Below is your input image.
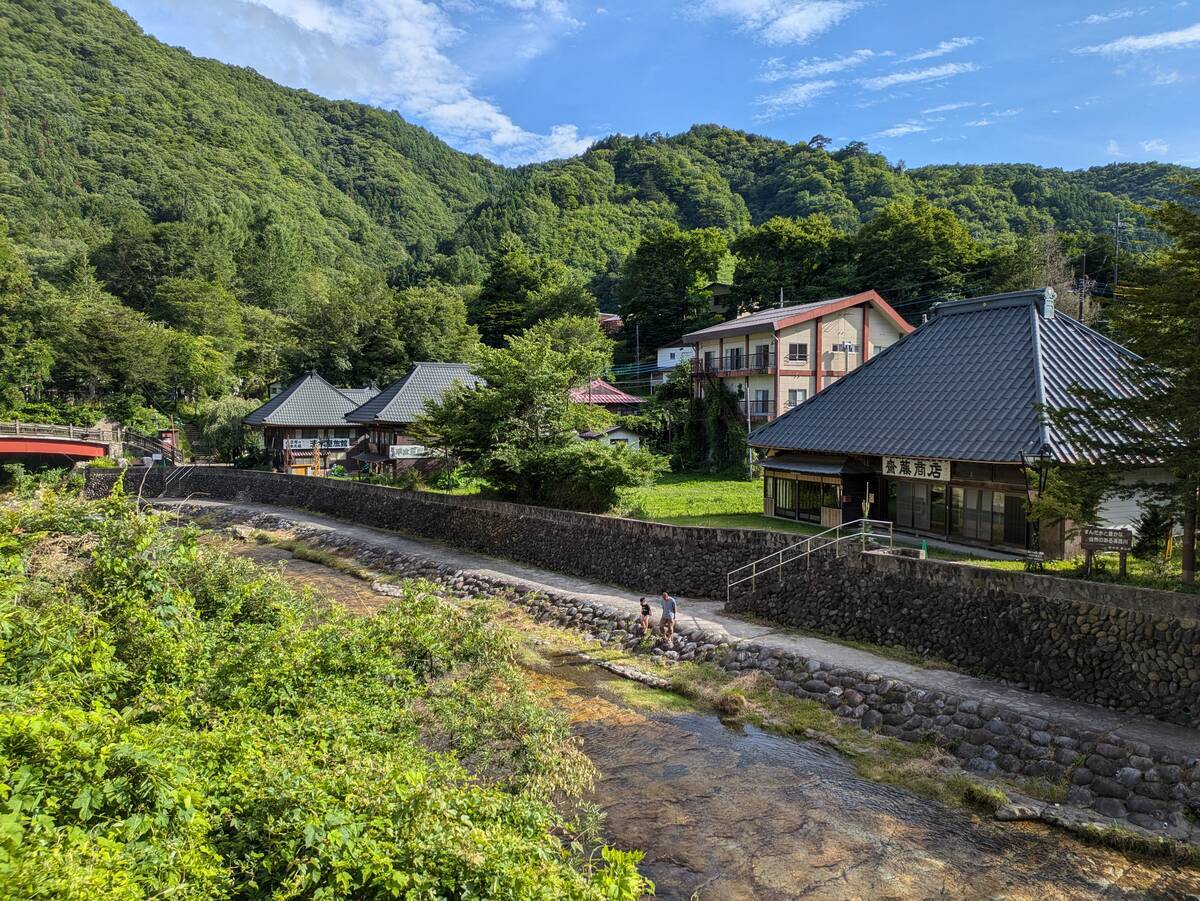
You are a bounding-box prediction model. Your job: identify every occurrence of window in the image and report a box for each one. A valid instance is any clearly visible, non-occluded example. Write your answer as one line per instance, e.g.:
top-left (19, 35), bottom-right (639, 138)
top-left (754, 343), bottom-right (771, 368)
top-left (703, 350), bottom-right (715, 371)
top-left (301, 429), bottom-right (318, 439)
top-left (831, 342), bottom-right (860, 354)
top-left (669, 352), bottom-right (676, 360)
top-left (786, 388), bottom-right (807, 408)
top-left (334, 428), bottom-right (350, 439)
top-left (787, 342), bottom-right (808, 363)
top-left (727, 347), bottom-right (743, 369)
top-left (753, 389), bottom-right (770, 414)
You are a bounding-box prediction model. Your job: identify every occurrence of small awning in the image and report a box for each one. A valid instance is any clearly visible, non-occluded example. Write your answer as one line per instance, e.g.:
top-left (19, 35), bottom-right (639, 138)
top-left (350, 451), bottom-right (390, 464)
top-left (761, 454), bottom-right (872, 477)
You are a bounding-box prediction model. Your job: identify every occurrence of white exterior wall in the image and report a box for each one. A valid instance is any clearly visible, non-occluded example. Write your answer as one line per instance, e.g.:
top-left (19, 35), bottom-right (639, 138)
top-left (867, 306), bottom-right (903, 356)
top-left (820, 309), bottom-right (864, 374)
top-left (585, 427), bottom-right (642, 450)
top-left (1096, 468), bottom-right (1177, 534)
top-left (657, 345), bottom-right (695, 368)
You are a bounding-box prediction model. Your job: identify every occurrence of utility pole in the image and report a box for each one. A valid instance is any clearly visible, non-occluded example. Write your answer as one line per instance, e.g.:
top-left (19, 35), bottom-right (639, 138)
top-left (1077, 250), bottom-right (1087, 320)
top-left (1113, 214), bottom-right (1122, 297)
top-left (635, 322), bottom-right (640, 366)
top-left (778, 286), bottom-right (784, 308)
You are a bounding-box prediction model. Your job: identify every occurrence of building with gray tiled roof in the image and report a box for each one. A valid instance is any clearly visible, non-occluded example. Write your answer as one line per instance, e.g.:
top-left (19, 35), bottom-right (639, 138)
top-left (243, 370), bottom-right (379, 474)
top-left (346, 362), bottom-right (483, 474)
top-left (747, 289), bottom-right (1156, 557)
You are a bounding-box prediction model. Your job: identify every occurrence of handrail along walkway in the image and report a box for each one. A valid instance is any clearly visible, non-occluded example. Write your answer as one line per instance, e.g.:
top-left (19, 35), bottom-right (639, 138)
top-left (726, 519), bottom-right (894, 604)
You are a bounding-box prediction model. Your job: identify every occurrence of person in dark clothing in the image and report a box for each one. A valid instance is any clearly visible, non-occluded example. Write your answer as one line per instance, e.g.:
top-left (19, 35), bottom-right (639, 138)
top-left (638, 597), bottom-right (652, 637)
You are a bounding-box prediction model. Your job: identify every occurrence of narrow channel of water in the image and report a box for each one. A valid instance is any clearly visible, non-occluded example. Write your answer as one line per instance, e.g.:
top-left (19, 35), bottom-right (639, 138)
top-left (232, 540), bottom-right (1200, 900)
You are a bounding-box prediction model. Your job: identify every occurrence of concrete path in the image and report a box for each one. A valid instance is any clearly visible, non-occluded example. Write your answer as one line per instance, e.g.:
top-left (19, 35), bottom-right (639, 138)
top-left (157, 497), bottom-right (1200, 756)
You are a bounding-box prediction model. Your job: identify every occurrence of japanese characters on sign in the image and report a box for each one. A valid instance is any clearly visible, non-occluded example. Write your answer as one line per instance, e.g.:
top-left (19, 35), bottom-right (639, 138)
top-left (283, 437), bottom-right (351, 451)
top-left (882, 456), bottom-right (951, 482)
top-left (388, 444), bottom-right (429, 459)
top-left (1080, 527), bottom-right (1133, 552)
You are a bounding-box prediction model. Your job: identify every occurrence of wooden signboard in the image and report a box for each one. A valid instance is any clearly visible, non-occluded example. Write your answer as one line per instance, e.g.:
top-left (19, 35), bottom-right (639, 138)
top-left (1081, 527), bottom-right (1133, 578)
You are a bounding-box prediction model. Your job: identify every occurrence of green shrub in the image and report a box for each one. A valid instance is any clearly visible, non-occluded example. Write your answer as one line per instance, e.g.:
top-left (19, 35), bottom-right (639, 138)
top-left (0, 491), bottom-right (651, 897)
top-left (488, 442), bottom-right (668, 512)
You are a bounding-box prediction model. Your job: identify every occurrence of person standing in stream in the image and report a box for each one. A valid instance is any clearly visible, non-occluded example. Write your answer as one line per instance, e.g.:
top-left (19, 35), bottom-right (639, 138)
top-left (659, 590), bottom-right (678, 645)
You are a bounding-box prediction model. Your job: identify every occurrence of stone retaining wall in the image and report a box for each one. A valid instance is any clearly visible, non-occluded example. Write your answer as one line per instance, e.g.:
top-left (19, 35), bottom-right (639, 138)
top-left (177, 502), bottom-right (1200, 847)
top-left (86, 466), bottom-right (792, 598)
top-left (727, 549), bottom-right (1200, 730)
top-left (86, 467), bottom-right (1200, 729)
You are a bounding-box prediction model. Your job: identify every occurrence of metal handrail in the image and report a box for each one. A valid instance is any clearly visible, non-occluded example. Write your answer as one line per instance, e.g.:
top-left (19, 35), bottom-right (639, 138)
top-left (0, 420), bottom-right (116, 442)
top-left (726, 518), bottom-right (894, 603)
top-left (0, 420), bottom-right (183, 465)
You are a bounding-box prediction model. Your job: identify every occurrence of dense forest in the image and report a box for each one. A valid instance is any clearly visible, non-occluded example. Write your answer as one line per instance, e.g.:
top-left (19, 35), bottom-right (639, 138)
top-left (0, 0), bottom-right (1195, 420)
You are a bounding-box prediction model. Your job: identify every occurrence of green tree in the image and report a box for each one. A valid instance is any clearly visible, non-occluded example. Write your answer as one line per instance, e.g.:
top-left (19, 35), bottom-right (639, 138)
top-left (471, 234), bottom-right (597, 346)
top-left (391, 282), bottom-right (481, 365)
top-left (616, 224), bottom-right (728, 357)
top-left (0, 226), bottom-right (54, 408)
top-left (853, 198), bottom-right (983, 311)
top-left (152, 277), bottom-right (244, 355)
top-left (730, 214), bottom-right (854, 313)
top-left (1046, 181), bottom-right (1200, 583)
top-left (415, 319), bottom-right (663, 510)
top-left (195, 394), bottom-right (262, 462)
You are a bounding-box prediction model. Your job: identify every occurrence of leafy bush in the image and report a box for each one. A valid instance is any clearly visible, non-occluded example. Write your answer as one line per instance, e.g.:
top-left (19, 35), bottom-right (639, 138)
top-left (489, 442), bottom-right (668, 512)
top-left (0, 490), bottom-right (651, 897)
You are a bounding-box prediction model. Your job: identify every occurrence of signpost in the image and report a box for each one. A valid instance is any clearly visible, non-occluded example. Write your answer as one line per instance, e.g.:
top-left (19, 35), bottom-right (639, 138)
top-left (1081, 527), bottom-right (1133, 579)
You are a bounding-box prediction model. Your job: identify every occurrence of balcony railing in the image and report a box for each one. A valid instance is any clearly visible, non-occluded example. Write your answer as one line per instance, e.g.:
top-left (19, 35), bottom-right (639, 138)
top-left (695, 351), bottom-right (776, 376)
top-left (736, 399), bottom-right (774, 419)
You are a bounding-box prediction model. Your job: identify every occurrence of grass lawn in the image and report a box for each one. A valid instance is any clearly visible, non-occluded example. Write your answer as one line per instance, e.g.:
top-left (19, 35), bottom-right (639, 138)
top-left (969, 551), bottom-right (1198, 594)
top-left (617, 471), bottom-right (825, 536)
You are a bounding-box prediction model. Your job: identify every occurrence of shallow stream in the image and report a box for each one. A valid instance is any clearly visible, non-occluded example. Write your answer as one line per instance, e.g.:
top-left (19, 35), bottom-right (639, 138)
top-left (234, 540), bottom-right (1200, 899)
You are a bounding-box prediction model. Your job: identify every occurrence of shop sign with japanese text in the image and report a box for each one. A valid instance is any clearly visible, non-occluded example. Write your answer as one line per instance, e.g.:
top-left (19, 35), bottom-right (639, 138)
top-left (883, 456), bottom-right (950, 481)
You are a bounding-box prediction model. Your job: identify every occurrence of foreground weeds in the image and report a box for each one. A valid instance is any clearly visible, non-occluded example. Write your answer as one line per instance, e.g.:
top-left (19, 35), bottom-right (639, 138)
top-left (0, 485), bottom-right (651, 898)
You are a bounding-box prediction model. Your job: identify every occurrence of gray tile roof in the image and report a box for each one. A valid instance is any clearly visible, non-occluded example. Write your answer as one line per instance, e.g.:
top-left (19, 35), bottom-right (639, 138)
top-left (243, 371), bottom-right (374, 427)
top-left (346, 362), bottom-right (483, 425)
top-left (748, 289), bottom-right (1143, 465)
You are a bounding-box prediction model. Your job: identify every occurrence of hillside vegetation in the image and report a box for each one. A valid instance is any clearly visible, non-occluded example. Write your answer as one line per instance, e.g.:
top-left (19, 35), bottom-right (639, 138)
top-left (0, 0), bottom-right (1194, 416)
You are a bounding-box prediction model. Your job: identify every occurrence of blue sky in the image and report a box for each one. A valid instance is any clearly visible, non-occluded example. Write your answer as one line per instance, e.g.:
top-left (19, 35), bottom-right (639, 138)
top-left (115, 0), bottom-right (1200, 168)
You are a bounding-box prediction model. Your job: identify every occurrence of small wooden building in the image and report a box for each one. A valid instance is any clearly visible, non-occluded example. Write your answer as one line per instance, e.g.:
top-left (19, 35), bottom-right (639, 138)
top-left (243, 370), bottom-right (378, 475)
top-left (345, 362), bottom-right (483, 475)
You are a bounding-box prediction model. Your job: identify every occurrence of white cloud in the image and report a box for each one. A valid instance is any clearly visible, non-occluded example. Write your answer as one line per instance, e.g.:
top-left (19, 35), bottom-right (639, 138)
top-left (1150, 68), bottom-right (1182, 84)
top-left (694, 0), bottom-right (861, 45)
top-left (902, 36), bottom-right (977, 62)
top-left (1106, 139), bottom-right (1125, 156)
top-left (754, 79), bottom-right (837, 118)
top-left (1080, 7), bottom-right (1146, 24)
top-left (1073, 21), bottom-right (1200, 53)
top-left (1140, 138), bottom-right (1169, 154)
top-left (922, 100), bottom-right (975, 114)
top-left (759, 48), bottom-right (879, 81)
top-left (170, 0), bottom-right (598, 164)
top-left (964, 107), bottom-right (1021, 126)
top-left (875, 121), bottom-right (929, 137)
top-left (860, 62), bottom-right (979, 90)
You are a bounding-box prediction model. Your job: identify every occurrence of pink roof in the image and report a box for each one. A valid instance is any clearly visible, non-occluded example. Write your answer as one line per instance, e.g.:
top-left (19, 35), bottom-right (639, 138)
top-left (570, 378), bottom-right (646, 406)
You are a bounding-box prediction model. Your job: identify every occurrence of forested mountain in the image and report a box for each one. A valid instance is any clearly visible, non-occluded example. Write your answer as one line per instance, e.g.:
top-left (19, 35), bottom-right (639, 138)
top-left (0, 0), bottom-right (1195, 416)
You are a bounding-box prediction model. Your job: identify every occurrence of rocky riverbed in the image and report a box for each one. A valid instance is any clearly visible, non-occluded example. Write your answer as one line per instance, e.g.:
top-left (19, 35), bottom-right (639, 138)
top-left (222, 532), bottom-right (1200, 899)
